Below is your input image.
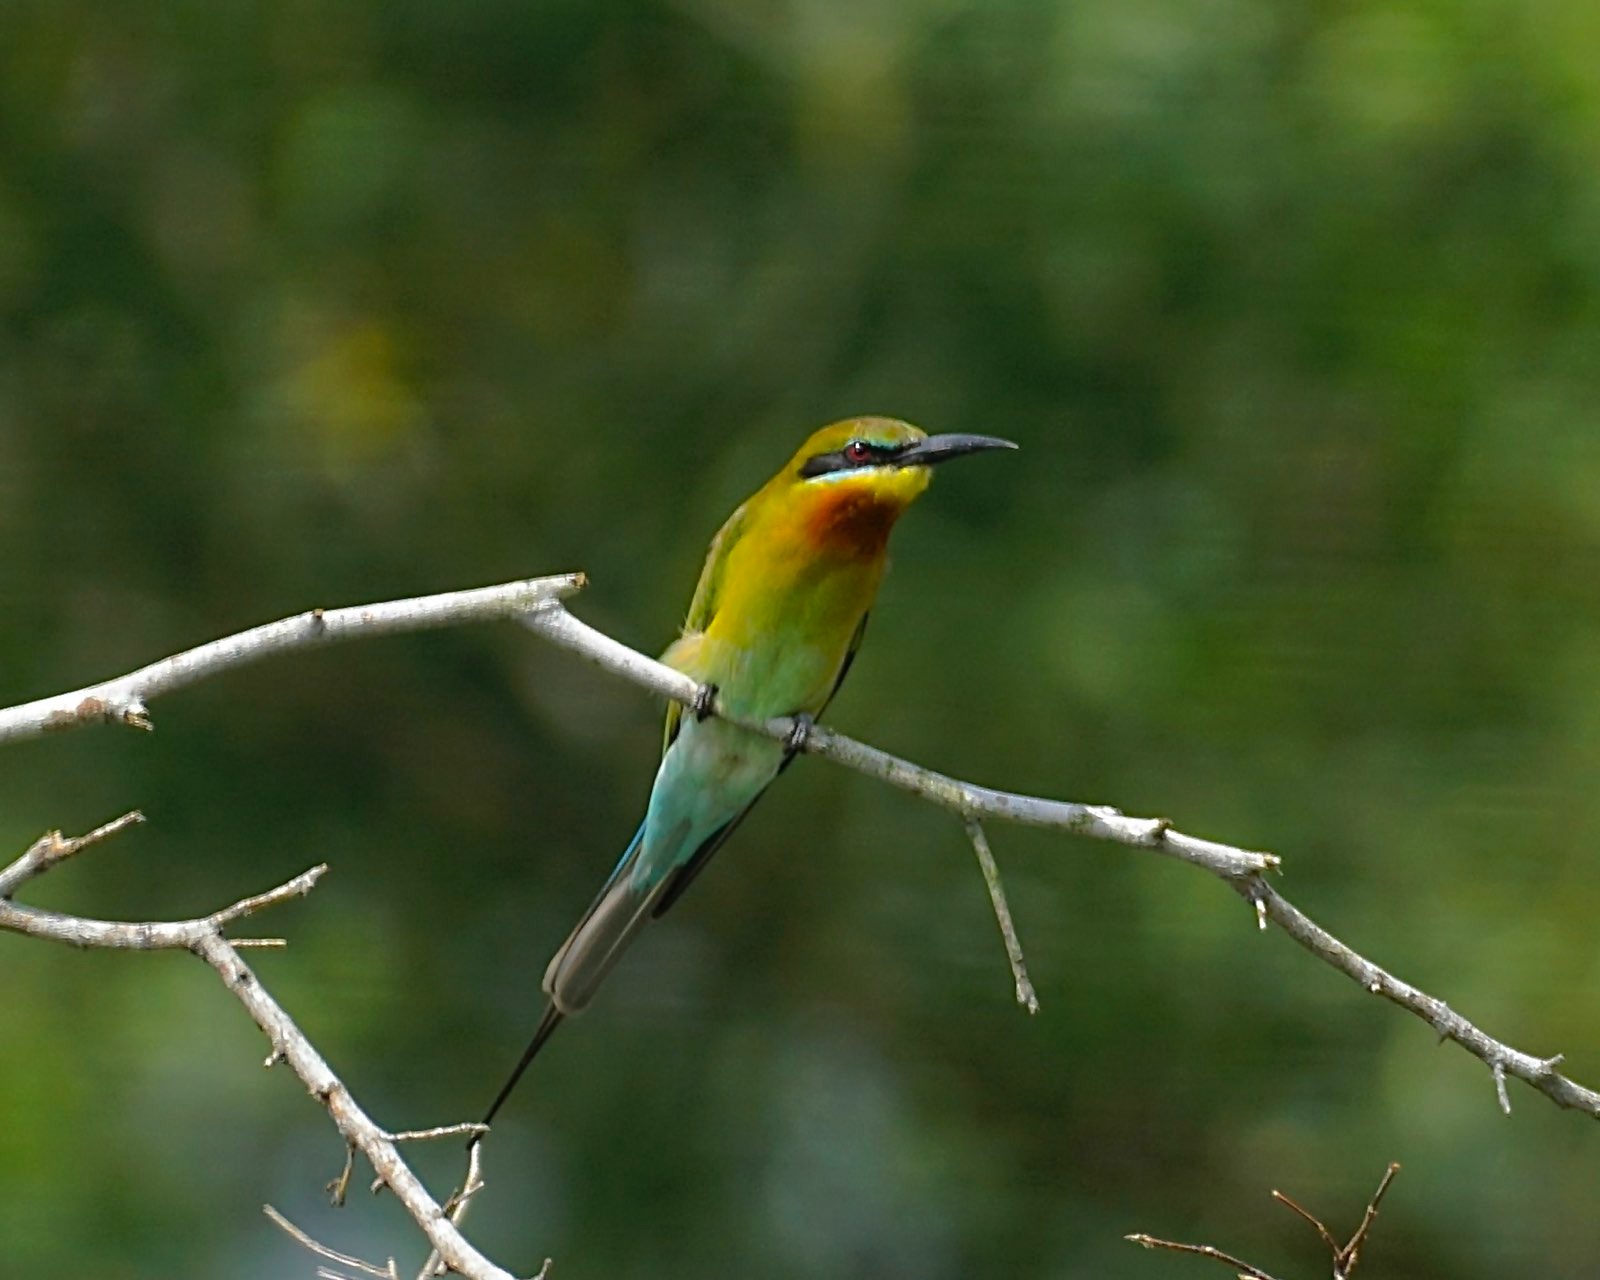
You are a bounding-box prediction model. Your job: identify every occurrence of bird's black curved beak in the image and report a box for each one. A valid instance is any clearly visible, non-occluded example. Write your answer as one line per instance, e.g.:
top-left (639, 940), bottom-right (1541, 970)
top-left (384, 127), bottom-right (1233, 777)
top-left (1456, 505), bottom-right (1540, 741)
top-left (896, 433), bottom-right (1019, 468)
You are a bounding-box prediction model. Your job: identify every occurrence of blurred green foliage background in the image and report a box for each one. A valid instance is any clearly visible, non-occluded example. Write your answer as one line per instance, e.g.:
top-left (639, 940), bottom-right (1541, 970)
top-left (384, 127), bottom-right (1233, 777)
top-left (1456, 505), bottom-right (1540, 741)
top-left (5, 0), bottom-right (1600, 1275)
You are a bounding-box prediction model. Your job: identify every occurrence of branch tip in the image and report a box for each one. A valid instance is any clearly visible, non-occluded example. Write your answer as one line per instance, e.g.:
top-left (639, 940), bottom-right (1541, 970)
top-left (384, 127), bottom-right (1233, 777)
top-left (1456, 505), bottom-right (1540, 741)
top-left (1121, 1232), bottom-right (1281, 1279)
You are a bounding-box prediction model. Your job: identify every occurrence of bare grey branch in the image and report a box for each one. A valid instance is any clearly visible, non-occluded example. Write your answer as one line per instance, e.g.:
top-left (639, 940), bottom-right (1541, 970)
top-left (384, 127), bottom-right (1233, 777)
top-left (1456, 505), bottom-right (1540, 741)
top-left (0, 574), bottom-right (584, 746)
top-left (192, 932), bottom-right (523, 1279)
top-left (6, 571), bottom-right (1598, 1278)
top-left (524, 598), bottom-right (1600, 1120)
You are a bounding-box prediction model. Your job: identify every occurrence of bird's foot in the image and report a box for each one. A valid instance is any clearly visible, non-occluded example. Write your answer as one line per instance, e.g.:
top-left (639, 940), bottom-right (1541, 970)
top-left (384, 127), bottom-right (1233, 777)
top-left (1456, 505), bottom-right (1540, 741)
top-left (692, 682), bottom-right (720, 722)
top-left (784, 712), bottom-right (815, 755)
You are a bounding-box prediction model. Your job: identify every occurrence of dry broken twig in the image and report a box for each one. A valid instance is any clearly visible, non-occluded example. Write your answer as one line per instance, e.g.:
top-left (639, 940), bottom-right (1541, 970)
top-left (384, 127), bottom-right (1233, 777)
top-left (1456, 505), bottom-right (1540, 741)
top-left (1128, 1163), bottom-right (1402, 1280)
top-left (964, 818), bottom-right (1038, 1013)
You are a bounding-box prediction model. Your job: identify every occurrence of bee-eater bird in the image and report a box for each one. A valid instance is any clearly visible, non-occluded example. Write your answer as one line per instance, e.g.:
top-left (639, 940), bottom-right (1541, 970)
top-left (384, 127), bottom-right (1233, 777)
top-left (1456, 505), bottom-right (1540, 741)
top-left (480, 417), bottom-right (1016, 1128)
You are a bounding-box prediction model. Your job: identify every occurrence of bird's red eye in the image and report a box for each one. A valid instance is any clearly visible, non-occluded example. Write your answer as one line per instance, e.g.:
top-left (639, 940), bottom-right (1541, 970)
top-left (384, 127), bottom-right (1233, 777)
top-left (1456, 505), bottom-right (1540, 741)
top-left (844, 440), bottom-right (872, 464)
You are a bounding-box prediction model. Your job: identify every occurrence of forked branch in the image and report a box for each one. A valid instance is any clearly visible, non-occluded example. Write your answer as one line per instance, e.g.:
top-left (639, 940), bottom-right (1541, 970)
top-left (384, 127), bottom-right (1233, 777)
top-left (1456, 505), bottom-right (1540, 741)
top-left (1128, 1163), bottom-right (1402, 1279)
top-left (3, 574), bottom-right (1594, 1275)
top-left (0, 819), bottom-right (527, 1280)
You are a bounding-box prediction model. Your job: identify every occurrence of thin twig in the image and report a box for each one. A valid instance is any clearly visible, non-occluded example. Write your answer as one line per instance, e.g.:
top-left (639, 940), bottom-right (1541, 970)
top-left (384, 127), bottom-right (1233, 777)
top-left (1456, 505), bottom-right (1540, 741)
top-left (387, 1123), bottom-right (490, 1144)
top-left (1131, 1164), bottom-right (1402, 1280)
top-left (0, 853), bottom-right (326, 950)
top-left (0, 809), bottom-right (145, 897)
top-left (327, 1142), bottom-right (357, 1207)
top-left (1271, 1188), bottom-right (1341, 1256)
top-left (963, 819), bottom-right (1038, 1013)
top-left (1124, 1233), bottom-right (1284, 1280)
top-left (1330, 1163), bottom-right (1401, 1279)
top-left (264, 1204), bottom-right (400, 1280)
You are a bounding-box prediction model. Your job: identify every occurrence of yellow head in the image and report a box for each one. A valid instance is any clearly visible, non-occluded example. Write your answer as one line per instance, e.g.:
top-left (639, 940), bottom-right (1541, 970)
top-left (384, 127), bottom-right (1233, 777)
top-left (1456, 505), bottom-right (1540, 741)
top-left (765, 416), bottom-right (1017, 556)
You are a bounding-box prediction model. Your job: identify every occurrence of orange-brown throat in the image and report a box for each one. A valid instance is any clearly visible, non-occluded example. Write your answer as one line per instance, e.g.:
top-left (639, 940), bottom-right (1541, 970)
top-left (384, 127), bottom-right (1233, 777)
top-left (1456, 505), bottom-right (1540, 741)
top-left (801, 484), bottom-right (905, 557)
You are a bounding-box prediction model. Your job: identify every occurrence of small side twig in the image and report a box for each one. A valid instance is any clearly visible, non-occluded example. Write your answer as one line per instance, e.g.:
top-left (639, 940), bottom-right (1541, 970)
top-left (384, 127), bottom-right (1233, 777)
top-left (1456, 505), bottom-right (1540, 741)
top-left (963, 818), bottom-right (1038, 1013)
top-left (0, 809), bottom-right (145, 897)
top-left (1128, 1163), bottom-right (1401, 1280)
top-left (387, 1123), bottom-right (490, 1144)
top-left (1125, 1233), bottom-right (1283, 1280)
top-left (327, 1142), bottom-right (357, 1207)
top-left (1295, 1162), bottom-right (1400, 1280)
top-left (265, 1204), bottom-right (400, 1280)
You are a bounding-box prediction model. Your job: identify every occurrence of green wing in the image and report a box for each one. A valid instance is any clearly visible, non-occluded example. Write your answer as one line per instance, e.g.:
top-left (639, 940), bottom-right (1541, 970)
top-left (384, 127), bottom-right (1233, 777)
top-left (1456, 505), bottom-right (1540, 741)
top-left (650, 609), bottom-right (870, 919)
top-left (818, 609), bottom-right (869, 719)
top-left (663, 500), bottom-right (750, 752)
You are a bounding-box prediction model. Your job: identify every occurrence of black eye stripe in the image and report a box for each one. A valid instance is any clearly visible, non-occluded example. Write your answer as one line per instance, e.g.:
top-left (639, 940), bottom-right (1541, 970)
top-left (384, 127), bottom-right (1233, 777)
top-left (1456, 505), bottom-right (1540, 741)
top-left (798, 440), bottom-right (903, 477)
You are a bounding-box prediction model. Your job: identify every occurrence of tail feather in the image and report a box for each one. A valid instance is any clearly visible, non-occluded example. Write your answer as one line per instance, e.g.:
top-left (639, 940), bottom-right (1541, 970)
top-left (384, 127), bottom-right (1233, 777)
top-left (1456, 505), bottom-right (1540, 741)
top-left (543, 865), bottom-right (670, 1014)
top-left (479, 823), bottom-right (650, 1128)
top-left (480, 1002), bottom-right (563, 1131)
top-left (479, 817), bottom-right (686, 1126)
